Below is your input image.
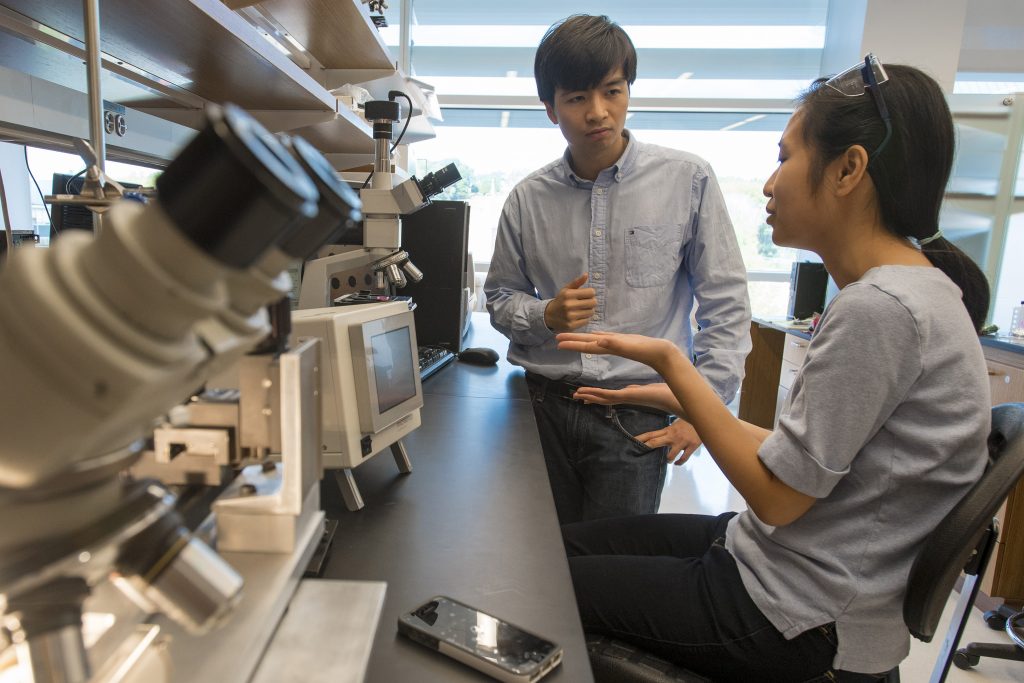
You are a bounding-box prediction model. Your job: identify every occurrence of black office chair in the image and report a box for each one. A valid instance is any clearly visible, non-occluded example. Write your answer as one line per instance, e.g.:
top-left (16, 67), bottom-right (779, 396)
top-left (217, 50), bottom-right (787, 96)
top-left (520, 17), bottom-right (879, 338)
top-left (588, 402), bottom-right (1024, 683)
top-left (953, 607), bottom-right (1024, 671)
top-left (585, 634), bottom-right (710, 682)
top-left (903, 401), bottom-right (1024, 681)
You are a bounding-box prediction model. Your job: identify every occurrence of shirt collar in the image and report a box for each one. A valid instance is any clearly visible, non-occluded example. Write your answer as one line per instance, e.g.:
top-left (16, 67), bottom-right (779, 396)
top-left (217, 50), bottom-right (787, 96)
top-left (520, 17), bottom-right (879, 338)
top-left (561, 130), bottom-right (637, 187)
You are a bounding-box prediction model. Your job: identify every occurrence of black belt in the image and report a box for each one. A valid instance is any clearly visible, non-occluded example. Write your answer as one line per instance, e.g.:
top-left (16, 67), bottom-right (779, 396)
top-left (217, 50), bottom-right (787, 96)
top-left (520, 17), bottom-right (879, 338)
top-left (525, 372), bottom-right (583, 400)
top-left (524, 372), bottom-right (671, 417)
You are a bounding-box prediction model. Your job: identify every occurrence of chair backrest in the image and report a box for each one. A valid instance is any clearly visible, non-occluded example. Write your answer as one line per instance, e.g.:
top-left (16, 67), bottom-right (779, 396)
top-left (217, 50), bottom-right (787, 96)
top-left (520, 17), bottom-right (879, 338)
top-left (903, 402), bottom-right (1024, 642)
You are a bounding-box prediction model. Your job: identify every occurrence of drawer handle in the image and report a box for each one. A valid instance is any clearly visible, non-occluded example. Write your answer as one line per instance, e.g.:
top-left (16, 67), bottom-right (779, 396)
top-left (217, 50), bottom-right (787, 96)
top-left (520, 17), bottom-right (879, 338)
top-left (987, 371), bottom-right (1010, 384)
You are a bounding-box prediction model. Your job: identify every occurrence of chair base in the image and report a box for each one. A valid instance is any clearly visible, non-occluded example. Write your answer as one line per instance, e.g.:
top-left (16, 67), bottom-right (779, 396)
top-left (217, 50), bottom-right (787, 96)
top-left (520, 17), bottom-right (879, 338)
top-left (585, 634), bottom-right (711, 683)
top-left (585, 634), bottom-right (898, 683)
top-left (954, 608), bottom-right (1024, 670)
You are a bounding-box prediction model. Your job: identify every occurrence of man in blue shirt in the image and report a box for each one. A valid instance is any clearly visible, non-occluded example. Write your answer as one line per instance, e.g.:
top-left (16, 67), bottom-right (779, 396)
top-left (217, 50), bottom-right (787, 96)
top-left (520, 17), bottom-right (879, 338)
top-left (485, 14), bottom-right (751, 524)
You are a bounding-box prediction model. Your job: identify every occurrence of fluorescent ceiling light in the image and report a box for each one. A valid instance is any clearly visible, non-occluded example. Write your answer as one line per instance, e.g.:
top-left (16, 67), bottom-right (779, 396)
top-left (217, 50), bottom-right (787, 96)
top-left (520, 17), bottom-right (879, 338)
top-left (427, 76), bottom-right (807, 100)
top-left (380, 25), bottom-right (824, 49)
top-left (953, 80), bottom-right (1024, 94)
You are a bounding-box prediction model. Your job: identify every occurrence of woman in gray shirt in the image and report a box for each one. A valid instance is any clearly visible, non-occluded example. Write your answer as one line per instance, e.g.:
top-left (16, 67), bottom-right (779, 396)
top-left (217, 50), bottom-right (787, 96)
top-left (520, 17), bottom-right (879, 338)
top-left (555, 58), bottom-right (991, 681)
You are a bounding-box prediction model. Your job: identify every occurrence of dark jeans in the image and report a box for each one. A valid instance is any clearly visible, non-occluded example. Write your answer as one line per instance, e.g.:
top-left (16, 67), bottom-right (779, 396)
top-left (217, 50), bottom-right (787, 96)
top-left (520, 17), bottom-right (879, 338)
top-left (526, 373), bottom-right (670, 524)
top-left (564, 513), bottom-right (891, 683)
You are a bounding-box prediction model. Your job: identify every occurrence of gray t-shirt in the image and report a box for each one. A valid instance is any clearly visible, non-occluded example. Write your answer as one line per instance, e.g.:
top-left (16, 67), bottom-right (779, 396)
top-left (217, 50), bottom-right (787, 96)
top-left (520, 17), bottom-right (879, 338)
top-left (726, 265), bottom-right (989, 674)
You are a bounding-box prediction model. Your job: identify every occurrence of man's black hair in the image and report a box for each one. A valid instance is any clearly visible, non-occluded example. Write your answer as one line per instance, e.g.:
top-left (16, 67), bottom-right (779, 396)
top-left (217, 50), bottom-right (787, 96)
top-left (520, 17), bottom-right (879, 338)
top-left (534, 14), bottom-right (637, 104)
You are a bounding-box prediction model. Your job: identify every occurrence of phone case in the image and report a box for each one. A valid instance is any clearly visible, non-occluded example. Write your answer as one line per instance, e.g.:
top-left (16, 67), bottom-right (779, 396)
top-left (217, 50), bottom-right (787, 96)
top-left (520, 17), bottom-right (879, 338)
top-left (397, 596), bottom-right (563, 683)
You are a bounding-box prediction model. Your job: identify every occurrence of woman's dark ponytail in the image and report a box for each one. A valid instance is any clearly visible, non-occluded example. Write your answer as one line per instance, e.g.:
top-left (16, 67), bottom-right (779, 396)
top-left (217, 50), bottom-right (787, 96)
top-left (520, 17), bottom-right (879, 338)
top-left (798, 65), bottom-right (990, 332)
top-left (919, 238), bottom-right (990, 332)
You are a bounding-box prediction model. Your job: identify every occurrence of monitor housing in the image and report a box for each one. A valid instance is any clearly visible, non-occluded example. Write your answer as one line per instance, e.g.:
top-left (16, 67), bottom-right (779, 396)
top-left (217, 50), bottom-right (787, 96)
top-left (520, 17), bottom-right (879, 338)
top-left (50, 173), bottom-right (142, 241)
top-left (291, 302), bottom-right (423, 470)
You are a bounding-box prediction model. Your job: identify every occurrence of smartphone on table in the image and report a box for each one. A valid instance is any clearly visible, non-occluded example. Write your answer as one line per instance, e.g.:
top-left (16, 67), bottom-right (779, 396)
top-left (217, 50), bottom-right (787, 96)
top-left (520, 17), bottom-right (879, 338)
top-left (397, 595), bottom-right (563, 682)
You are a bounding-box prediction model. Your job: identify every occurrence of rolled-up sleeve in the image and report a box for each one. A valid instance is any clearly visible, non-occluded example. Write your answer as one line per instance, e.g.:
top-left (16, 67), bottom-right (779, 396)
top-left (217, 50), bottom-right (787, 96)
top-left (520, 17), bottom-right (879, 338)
top-left (686, 166), bottom-right (752, 403)
top-left (758, 287), bottom-right (922, 497)
top-left (484, 191), bottom-right (555, 346)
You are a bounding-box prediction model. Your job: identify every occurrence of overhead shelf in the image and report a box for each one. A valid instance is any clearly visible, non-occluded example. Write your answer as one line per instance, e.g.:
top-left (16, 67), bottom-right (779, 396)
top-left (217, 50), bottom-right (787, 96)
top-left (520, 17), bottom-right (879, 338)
top-left (0, 0), bottom-right (432, 166)
top-left (231, 0), bottom-right (394, 75)
top-left (0, 0), bottom-right (336, 113)
top-left (287, 112), bottom-right (376, 155)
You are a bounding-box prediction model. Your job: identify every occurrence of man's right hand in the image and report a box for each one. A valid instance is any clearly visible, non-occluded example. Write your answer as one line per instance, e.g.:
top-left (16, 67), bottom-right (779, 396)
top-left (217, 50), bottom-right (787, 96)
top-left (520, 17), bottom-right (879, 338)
top-left (544, 274), bottom-right (597, 332)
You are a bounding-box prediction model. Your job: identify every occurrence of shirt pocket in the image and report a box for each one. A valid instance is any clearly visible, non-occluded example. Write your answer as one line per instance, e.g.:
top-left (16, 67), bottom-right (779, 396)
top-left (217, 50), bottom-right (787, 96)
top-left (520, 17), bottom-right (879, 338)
top-left (624, 224), bottom-right (682, 288)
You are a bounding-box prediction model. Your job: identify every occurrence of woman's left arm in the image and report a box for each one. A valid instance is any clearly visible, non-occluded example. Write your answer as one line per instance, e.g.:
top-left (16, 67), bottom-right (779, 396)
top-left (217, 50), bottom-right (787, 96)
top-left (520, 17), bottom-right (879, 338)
top-left (658, 351), bottom-right (815, 526)
top-left (558, 332), bottom-right (814, 526)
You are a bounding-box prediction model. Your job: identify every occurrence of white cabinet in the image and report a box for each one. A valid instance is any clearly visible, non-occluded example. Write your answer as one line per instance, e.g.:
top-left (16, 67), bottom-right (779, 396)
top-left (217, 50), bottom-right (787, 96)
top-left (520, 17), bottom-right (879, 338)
top-left (946, 94), bottom-right (1024, 328)
top-left (979, 342), bottom-right (1024, 601)
top-left (774, 335), bottom-right (810, 427)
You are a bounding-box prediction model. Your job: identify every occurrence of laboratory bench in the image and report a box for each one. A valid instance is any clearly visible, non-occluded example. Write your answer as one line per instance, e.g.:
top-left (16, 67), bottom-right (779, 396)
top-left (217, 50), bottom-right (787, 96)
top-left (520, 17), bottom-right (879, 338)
top-left (318, 312), bottom-right (592, 682)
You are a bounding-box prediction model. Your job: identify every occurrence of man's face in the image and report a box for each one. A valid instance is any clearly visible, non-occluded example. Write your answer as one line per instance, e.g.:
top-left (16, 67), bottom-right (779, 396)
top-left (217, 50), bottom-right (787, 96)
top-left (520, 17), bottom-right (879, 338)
top-left (544, 68), bottom-right (629, 162)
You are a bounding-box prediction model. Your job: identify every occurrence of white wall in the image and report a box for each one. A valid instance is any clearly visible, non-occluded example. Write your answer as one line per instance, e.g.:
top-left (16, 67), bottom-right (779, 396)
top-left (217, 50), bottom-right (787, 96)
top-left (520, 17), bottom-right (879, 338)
top-left (0, 142), bottom-right (32, 232)
top-left (992, 213), bottom-right (1024, 330)
top-left (0, 65), bottom-right (194, 164)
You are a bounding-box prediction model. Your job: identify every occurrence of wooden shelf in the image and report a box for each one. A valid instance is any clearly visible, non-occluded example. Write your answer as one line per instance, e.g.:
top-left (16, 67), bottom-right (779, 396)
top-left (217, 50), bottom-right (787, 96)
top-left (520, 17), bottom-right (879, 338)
top-left (287, 111), bottom-right (375, 154)
top-left (398, 114), bottom-right (436, 145)
top-left (241, 0), bottom-right (393, 73)
top-left (0, 0), bottom-right (336, 113)
top-left (0, 0), bottom-right (431, 165)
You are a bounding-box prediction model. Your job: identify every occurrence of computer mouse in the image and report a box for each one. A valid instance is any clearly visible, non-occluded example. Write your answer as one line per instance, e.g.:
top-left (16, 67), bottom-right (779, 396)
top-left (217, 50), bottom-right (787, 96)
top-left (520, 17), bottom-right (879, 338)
top-left (458, 347), bottom-right (499, 366)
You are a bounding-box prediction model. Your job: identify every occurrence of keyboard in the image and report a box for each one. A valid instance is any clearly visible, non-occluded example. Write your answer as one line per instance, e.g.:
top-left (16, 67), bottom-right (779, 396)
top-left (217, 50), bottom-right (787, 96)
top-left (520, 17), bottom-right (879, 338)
top-left (418, 345), bottom-right (456, 380)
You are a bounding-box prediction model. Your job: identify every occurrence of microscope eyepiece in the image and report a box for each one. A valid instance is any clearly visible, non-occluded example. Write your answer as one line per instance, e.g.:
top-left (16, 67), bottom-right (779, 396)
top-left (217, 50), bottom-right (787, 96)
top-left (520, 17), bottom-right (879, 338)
top-left (416, 162), bottom-right (462, 200)
top-left (156, 103), bottom-right (319, 269)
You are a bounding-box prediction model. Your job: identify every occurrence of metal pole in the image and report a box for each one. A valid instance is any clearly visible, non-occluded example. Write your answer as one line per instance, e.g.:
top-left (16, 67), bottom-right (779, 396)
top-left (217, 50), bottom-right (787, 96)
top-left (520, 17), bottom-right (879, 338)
top-left (398, 0), bottom-right (411, 75)
top-left (83, 0), bottom-right (105, 232)
top-left (83, 0), bottom-right (105, 174)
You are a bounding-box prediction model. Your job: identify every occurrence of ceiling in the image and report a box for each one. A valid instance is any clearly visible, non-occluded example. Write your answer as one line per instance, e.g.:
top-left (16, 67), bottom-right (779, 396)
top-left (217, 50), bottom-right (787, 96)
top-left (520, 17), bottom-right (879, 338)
top-left (378, 0), bottom-right (1024, 106)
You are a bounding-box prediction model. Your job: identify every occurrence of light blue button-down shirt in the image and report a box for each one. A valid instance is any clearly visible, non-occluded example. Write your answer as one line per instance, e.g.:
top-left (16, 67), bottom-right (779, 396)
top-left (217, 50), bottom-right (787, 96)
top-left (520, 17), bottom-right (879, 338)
top-left (484, 131), bottom-right (751, 402)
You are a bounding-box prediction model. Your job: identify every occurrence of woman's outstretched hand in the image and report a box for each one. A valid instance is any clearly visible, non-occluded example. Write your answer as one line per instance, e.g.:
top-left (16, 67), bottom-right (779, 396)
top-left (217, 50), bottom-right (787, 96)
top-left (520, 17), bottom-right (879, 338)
top-left (556, 331), bottom-right (682, 373)
top-left (571, 383), bottom-right (684, 416)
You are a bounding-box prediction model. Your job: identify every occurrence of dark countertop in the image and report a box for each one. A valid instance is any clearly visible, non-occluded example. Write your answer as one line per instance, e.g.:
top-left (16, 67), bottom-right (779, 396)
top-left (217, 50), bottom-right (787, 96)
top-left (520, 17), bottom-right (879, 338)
top-left (752, 315), bottom-right (813, 341)
top-left (318, 313), bottom-right (591, 682)
top-left (756, 315), bottom-right (1024, 356)
top-left (981, 334), bottom-right (1024, 355)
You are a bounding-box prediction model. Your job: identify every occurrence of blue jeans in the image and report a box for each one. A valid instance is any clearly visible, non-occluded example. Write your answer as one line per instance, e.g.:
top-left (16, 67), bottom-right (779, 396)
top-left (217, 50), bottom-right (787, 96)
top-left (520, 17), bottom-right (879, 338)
top-left (564, 513), bottom-right (894, 682)
top-left (525, 373), bottom-right (670, 524)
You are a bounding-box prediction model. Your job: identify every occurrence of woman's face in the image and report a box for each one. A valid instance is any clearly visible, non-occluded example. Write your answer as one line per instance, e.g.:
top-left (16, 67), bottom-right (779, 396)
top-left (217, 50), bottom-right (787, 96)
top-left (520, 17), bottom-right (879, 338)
top-left (763, 110), bottom-right (827, 250)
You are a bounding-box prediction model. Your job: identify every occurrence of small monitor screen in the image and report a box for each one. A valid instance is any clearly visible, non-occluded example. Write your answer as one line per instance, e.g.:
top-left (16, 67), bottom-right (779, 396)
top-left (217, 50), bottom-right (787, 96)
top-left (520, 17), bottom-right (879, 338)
top-left (371, 326), bottom-right (417, 413)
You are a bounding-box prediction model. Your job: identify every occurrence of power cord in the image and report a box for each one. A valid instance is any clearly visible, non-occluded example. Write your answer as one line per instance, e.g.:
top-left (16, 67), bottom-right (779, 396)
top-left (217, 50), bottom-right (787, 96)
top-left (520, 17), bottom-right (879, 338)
top-left (65, 167), bottom-right (86, 193)
top-left (0, 166), bottom-right (12, 253)
top-left (24, 147), bottom-right (54, 236)
top-left (388, 90), bottom-right (413, 153)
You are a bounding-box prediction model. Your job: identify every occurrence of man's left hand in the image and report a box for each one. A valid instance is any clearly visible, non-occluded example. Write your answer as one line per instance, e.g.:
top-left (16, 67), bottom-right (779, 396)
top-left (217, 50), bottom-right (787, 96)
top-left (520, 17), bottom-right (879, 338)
top-left (637, 419), bottom-right (702, 466)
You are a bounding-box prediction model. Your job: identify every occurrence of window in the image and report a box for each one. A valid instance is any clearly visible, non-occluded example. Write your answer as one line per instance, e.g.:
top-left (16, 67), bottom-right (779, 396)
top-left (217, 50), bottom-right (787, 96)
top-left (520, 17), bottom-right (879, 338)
top-left (383, 1), bottom-right (827, 317)
top-left (409, 110), bottom-right (797, 316)
top-left (24, 147), bottom-right (159, 245)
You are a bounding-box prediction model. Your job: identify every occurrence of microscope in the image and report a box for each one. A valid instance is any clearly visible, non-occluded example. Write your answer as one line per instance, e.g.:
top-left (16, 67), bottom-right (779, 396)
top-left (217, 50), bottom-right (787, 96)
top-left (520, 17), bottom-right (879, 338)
top-left (0, 103), bottom-right (356, 682)
top-left (291, 94), bottom-right (459, 510)
top-left (296, 93), bottom-right (460, 308)
top-left (135, 132), bottom-right (363, 553)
